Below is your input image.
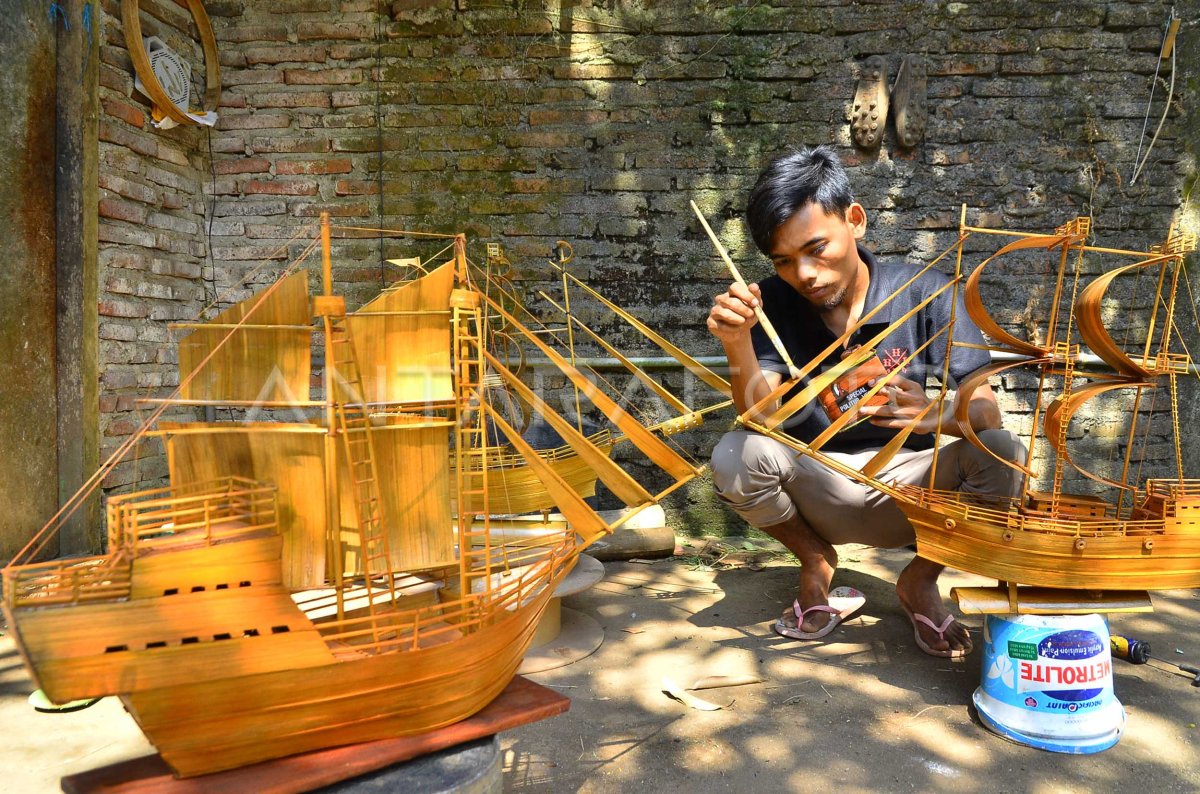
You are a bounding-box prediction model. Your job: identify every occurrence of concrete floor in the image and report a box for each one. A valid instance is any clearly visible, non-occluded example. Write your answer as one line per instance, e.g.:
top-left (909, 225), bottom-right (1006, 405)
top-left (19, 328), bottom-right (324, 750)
top-left (2, 542), bottom-right (1198, 793)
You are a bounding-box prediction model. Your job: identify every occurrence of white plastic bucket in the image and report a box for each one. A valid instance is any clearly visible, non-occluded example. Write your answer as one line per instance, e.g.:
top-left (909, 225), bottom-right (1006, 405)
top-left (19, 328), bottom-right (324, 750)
top-left (973, 612), bottom-right (1124, 754)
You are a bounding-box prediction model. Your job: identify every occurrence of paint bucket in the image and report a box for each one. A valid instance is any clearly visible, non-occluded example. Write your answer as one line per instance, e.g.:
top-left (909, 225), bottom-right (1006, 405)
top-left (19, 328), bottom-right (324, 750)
top-left (973, 612), bottom-right (1124, 754)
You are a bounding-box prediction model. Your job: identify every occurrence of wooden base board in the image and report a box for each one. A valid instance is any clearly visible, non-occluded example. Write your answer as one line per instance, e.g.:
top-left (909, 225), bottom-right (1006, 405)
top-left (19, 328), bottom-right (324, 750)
top-left (952, 586), bottom-right (1154, 615)
top-left (60, 676), bottom-right (569, 794)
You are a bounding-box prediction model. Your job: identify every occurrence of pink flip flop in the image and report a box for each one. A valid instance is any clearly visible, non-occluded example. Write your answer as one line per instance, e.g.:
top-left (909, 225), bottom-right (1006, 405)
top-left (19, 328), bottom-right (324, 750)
top-left (773, 586), bottom-right (866, 640)
top-left (903, 606), bottom-right (973, 659)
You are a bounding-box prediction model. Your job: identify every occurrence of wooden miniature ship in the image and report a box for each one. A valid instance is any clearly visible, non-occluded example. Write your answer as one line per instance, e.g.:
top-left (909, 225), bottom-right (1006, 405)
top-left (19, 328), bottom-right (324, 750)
top-left (726, 209), bottom-right (1200, 591)
top-left (1, 216), bottom-right (728, 777)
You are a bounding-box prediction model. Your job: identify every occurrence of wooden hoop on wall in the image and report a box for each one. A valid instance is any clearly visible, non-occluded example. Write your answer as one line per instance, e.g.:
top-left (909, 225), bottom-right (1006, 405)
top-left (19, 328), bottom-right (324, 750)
top-left (121, 0), bottom-right (221, 125)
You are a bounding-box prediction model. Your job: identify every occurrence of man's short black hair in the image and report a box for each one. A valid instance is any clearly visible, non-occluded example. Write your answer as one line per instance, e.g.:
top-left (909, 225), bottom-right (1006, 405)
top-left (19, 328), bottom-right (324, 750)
top-left (745, 145), bottom-right (854, 255)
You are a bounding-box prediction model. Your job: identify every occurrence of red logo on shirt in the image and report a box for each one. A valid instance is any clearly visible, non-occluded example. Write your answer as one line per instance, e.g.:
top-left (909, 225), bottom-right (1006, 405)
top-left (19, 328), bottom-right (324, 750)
top-left (881, 347), bottom-right (909, 371)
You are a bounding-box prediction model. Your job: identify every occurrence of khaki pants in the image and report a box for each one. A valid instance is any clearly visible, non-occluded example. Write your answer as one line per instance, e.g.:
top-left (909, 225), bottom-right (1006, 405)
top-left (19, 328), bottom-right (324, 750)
top-left (711, 429), bottom-right (1025, 548)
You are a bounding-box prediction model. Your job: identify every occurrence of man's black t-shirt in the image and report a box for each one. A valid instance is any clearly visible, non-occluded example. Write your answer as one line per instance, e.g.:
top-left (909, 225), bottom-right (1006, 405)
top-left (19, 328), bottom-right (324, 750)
top-left (750, 244), bottom-right (990, 452)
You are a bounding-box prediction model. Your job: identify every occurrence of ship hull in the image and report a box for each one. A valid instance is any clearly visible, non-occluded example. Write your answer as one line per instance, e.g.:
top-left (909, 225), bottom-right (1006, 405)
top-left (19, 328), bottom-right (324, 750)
top-left (121, 572), bottom-right (557, 777)
top-left (896, 493), bottom-right (1200, 590)
top-left (4, 524), bottom-right (576, 778)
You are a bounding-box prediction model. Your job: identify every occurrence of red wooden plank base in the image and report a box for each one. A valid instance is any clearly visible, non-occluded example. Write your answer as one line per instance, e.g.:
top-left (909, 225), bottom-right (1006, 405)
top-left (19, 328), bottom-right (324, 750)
top-left (61, 676), bottom-right (569, 794)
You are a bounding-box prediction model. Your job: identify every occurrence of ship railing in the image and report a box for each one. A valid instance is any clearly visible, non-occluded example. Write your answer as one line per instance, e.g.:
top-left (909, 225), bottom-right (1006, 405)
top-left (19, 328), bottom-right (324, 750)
top-left (106, 476), bottom-right (279, 555)
top-left (897, 485), bottom-right (1165, 538)
top-left (4, 551), bottom-right (133, 608)
top-left (314, 534), bottom-right (574, 656)
top-left (1136, 352), bottom-right (1192, 375)
top-left (1145, 479), bottom-right (1200, 499)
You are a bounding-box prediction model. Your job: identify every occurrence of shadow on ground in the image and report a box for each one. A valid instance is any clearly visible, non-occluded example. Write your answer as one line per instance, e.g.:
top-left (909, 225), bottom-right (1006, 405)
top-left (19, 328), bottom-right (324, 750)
top-left (503, 545), bottom-right (1199, 793)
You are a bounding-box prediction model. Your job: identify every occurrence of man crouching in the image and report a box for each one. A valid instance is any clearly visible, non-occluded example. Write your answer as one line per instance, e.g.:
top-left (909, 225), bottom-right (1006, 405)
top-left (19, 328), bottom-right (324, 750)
top-left (707, 145), bottom-right (1023, 657)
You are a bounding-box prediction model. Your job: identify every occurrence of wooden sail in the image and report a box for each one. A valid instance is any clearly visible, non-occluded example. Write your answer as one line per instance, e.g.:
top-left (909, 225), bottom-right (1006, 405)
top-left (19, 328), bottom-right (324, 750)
top-left (338, 417), bottom-right (457, 575)
top-left (1074, 254), bottom-right (1175, 377)
top-left (1042, 379), bottom-right (1151, 491)
top-left (347, 260), bottom-right (456, 405)
top-left (161, 422), bottom-right (329, 589)
top-left (962, 234), bottom-right (1075, 358)
top-left (178, 272), bottom-right (313, 402)
top-left (951, 358), bottom-right (1047, 478)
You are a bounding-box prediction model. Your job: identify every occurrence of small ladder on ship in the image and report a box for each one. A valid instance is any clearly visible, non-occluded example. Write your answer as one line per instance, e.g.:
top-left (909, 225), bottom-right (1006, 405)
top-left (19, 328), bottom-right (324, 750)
top-left (328, 317), bottom-right (397, 621)
top-left (452, 293), bottom-right (495, 607)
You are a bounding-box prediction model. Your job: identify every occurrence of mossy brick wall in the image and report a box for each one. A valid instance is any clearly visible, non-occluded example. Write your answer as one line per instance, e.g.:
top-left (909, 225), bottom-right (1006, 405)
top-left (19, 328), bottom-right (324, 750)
top-left (95, 0), bottom-right (213, 493)
top-left (95, 1), bottom-right (1197, 536)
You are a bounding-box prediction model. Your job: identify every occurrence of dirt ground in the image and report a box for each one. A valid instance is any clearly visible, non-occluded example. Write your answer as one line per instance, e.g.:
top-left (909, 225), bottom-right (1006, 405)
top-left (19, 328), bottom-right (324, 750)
top-left (1, 540), bottom-right (1197, 793)
top-left (500, 541), bottom-right (1200, 793)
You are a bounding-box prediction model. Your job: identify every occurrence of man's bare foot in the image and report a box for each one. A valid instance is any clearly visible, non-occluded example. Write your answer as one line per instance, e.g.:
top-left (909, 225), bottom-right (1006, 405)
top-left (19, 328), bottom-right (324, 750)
top-left (778, 543), bottom-right (839, 635)
top-left (895, 556), bottom-right (972, 656)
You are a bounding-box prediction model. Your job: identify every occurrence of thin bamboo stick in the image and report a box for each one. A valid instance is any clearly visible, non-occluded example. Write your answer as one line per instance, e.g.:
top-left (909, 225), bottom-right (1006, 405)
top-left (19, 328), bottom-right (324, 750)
top-left (689, 200), bottom-right (800, 380)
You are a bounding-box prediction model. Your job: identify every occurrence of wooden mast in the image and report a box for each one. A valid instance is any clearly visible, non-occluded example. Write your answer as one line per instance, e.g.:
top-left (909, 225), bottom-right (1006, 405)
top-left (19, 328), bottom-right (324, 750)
top-left (318, 213), bottom-right (345, 618)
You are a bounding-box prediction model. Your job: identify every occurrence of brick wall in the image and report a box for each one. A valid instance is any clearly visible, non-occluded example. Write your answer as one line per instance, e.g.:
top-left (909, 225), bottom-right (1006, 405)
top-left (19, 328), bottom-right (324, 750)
top-left (97, 0), bottom-right (216, 492)
top-left (95, 1), bottom-right (1197, 535)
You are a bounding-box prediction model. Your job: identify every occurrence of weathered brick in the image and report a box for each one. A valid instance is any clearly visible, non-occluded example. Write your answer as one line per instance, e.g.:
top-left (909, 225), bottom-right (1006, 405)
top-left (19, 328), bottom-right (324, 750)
top-left (321, 113), bottom-right (377, 129)
top-left (276, 158), bottom-right (354, 175)
top-left (214, 199), bottom-right (288, 216)
top-left (460, 64), bottom-right (540, 81)
top-left (293, 201), bottom-right (371, 217)
top-left (98, 298), bottom-right (149, 319)
top-left (98, 173), bottom-right (158, 204)
top-left (143, 164), bottom-right (196, 192)
top-left (249, 136), bottom-right (332, 154)
top-left (553, 63), bottom-right (635, 80)
top-left (242, 179), bottom-right (320, 196)
top-left (253, 91), bottom-right (333, 109)
top-left (99, 224), bottom-right (158, 247)
top-left (223, 69), bottom-right (286, 86)
top-left (387, 18), bottom-right (464, 37)
top-left (285, 68), bottom-right (365, 85)
top-left (155, 143), bottom-right (190, 167)
top-left (503, 130), bottom-right (575, 149)
top-left (99, 197), bottom-right (150, 224)
top-left (100, 63), bottom-right (132, 93)
top-left (100, 248), bottom-right (151, 271)
top-left (102, 98), bottom-right (146, 128)
top-left (214, 157), bottom-right (272, 175)
top-left (296, 22), bottom-right (374, 40)
top-left (99, 120), bottom-right (157, 157)
top-left (244, 45), bottom-right (329, 65)
top-left (210, 136), bottom-right (248, 154)
top-left (209, 244), bottom-right (291, 260)
top-left (147, 212), bottom-right (200, 235)
top-left (212, 24), bottom-right (289, 43)
top-left (209, 219), bottom-right (246, 235)
top-left (219, 112), bottom-right (294, 130)
top-left (331, 91), bottom-right (374, 109)
top-left (329, 43), bottom-right (384, 60)
top-left (528, 109), bottom-right (608, 126)
top-left (335, 179), bottom-right (380, 196)
top-left (467, 16), bottom-right (552, 36)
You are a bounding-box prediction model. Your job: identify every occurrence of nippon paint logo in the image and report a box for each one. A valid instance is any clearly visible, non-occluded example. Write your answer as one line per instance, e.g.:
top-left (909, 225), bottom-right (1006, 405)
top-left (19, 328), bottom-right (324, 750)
top-left (1015, 629), bottom-right (1110, 701)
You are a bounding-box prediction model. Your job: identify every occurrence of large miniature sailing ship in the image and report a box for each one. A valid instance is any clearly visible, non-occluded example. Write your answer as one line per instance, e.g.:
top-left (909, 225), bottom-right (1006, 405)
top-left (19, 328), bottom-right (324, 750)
top-left (2, 216), bottom-right (728, 777)
top-left (730, 209), bottom-right (1200, 592)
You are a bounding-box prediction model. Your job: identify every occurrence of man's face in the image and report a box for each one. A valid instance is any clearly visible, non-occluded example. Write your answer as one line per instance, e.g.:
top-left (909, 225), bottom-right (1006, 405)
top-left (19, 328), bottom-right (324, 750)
top-left (766, 202), bottom-right (866, 312)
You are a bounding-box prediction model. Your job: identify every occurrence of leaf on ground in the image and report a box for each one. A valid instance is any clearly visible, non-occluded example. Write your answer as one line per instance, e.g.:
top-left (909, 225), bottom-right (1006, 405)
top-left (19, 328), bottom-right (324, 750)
top-left (662, 677), bottom-right (731, 711)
